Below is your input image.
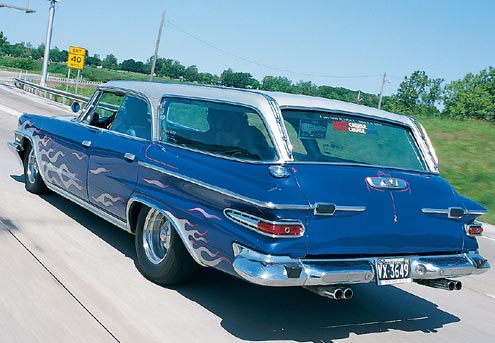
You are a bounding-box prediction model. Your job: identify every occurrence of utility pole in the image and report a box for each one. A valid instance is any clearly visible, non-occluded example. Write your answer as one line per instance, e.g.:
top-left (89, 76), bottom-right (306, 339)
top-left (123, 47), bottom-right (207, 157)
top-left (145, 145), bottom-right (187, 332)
top-left (377, 72), bottom-right (387, 110)
top-left (149, 10), bottom-right (166, 81)
top-left (40, 0), bottom-right (57, 87)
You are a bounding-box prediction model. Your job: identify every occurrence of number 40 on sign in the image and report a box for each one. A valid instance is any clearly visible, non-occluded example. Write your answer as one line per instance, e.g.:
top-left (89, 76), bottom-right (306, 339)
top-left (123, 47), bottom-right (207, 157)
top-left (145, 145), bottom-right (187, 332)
top-left (67, 46), bottom-right (86, 70)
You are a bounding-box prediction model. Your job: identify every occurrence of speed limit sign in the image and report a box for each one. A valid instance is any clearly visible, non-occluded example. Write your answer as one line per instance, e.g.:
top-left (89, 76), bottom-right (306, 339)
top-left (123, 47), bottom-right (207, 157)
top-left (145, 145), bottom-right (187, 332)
top-left (67, 46), bottom-right (86, 70)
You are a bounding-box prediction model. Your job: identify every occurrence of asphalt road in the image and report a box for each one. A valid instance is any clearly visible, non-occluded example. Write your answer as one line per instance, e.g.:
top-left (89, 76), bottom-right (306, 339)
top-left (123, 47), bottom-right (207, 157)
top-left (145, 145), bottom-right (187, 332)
top-left (0, 71), bottom-right (494, 343)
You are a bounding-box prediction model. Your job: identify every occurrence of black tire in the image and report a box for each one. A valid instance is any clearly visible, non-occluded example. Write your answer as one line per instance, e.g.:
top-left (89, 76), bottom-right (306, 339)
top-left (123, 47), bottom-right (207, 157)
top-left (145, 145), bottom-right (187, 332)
top-left (23, 144), bottom-right (49, 194)
top-left (135, 207), bottom-right (199, 285)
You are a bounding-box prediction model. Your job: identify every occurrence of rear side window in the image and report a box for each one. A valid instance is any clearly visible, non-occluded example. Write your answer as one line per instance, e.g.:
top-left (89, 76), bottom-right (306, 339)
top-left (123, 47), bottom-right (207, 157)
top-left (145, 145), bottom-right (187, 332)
top-left (282, 110), bottom-right (427, 171)
top-left (160, 98), bottom-right (276, 161)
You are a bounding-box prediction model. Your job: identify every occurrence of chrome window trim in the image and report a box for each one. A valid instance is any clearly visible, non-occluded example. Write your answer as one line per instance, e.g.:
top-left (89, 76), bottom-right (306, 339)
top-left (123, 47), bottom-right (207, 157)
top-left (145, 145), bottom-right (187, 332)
top-left (224, 208), bottom-right (305, 238)
top-left (286, 160), bottom-right (436, 175)
top-left (79, 86), bottom-right (157, 140)
top-left (138, 161), bottom-right (311, 210)
top-left (157, 141), bottom-right (279, 164)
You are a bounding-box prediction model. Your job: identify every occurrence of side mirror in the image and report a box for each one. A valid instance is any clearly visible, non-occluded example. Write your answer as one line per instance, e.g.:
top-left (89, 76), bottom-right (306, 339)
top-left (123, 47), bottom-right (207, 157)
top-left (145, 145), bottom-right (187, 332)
top-left (71, 102), bottom-right (81, 113)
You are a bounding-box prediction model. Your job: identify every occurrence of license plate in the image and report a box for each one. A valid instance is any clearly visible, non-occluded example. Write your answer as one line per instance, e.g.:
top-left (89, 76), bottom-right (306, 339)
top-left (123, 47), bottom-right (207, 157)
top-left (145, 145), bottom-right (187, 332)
top-left (375, 258), bottom-right (412, 285)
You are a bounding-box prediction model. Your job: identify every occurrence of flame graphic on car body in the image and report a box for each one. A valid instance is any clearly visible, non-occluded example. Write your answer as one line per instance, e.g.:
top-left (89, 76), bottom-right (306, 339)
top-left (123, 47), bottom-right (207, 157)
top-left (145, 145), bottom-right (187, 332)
top-left (143, 178), bottom-right (168, 189)
top-left (189, 207), bottom-right (221, 221)
top-left (90, 167), bottom-right (110, 175)
top-left (35, 135), bottom-right (83, 191)
top-left (164, 210), bottom-right (231, 267)
top-left (92, 193), bottom-right (125, 207)
top-left (72, 152), bottom-right (87, 161)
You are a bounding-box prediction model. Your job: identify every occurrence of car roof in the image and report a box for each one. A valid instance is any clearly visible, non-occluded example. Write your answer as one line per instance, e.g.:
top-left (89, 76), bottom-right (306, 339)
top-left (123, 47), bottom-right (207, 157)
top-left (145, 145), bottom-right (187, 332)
top-left (103, 80), bottom-right (412, 125)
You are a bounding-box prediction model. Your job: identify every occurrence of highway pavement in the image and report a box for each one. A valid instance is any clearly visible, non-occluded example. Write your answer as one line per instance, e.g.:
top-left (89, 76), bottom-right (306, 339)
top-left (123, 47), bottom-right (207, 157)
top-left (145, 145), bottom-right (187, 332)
top-left (0, 71), bottom-right (494, 343)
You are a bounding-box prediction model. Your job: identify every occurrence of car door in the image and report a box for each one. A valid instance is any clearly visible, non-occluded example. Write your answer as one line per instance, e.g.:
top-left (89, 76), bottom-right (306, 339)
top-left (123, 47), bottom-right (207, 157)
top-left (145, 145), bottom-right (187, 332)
top-left (87, 93), bottom-right (152, 220)
top-left (38, 117), bottom-right (99, 202)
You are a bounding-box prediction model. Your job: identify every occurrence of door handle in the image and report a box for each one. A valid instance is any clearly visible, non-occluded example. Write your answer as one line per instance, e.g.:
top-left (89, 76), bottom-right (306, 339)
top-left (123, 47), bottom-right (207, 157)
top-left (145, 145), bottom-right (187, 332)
top-left (124, 152), bottom-right (135, 162)
top-left (82, 140), bottom-right (91, 148)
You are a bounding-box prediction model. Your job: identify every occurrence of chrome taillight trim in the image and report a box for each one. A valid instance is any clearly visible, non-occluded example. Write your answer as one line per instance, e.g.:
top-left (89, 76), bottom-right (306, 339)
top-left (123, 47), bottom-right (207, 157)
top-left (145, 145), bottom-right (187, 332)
top-left (465, 221), bottom-right (483, 237)
top-left (223, 208), bottom-right (305, 238)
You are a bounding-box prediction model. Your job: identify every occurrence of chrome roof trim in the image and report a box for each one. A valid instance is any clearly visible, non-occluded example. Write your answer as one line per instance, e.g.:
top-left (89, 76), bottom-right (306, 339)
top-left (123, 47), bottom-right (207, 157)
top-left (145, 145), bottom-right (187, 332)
top-left (139, 161), bottom-right (311, 210)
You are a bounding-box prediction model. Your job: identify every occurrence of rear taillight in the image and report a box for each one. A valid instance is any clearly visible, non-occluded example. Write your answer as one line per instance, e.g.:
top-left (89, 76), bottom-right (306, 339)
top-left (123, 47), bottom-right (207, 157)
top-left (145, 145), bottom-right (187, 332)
top-left (465, 222), bottom-right (483, 237)
top-left (224, 208), bottom-right (304, 238)
top-left (257, 221), bottom-right (303, 236)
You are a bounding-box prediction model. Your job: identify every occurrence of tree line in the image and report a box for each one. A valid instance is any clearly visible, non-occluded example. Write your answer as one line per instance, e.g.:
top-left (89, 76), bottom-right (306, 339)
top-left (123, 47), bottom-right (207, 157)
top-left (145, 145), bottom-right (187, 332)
top-left (1, 32), bottom-right (493, 121)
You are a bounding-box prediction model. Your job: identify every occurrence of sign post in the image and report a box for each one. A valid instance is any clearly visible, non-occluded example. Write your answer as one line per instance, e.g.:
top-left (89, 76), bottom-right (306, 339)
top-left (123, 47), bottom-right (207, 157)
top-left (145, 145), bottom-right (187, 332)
top-left (67, 46), bottom-right (86, 94)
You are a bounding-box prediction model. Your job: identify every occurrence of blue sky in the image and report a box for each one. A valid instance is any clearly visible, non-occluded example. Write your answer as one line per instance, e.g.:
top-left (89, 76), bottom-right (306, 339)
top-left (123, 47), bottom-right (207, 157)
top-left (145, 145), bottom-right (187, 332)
top-left (1, 0), bottom-right (494, 96)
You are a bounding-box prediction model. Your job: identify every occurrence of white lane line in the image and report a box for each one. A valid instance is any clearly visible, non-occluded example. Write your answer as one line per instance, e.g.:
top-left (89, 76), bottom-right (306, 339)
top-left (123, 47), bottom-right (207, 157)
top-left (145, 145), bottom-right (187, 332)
top-left (480, 235), bottom-right (495, 241)
top-left (0, 103), bottom-right (22, 117)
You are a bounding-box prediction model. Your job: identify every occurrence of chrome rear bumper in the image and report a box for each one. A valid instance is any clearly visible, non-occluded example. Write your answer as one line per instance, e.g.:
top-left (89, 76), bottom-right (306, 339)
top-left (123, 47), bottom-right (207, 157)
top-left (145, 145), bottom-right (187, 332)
top-left (232, 243), bottom-right (490, 287)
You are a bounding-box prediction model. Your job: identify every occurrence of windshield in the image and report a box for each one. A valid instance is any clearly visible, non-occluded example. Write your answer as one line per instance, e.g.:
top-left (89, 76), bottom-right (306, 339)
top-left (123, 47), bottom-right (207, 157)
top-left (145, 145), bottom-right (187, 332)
top-left (282, 110), bottom-right (428, 171)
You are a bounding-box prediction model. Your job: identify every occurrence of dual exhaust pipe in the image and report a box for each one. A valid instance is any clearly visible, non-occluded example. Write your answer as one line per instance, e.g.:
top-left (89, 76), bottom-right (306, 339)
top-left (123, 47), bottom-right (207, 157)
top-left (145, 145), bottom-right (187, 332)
top-left (304, 285), bottom-right (353, 300)
top-left (416, 278), bottom-right (462, 291)
top-left (305, 278), bottom-right (461, 300)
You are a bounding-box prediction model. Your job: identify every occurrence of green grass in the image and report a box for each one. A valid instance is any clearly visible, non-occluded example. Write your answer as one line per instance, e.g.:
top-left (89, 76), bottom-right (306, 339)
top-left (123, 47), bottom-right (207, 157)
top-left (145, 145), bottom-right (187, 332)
top-left (416, 116), bottom-right (495, 224)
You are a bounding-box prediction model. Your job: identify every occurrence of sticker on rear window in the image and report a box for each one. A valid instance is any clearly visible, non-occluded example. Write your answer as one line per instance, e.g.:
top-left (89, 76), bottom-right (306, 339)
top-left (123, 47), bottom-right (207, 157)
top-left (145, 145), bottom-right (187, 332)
top-left (332, 120), bottom-right (368, 134)
top-left (299, 119), bottom-right (327, 139)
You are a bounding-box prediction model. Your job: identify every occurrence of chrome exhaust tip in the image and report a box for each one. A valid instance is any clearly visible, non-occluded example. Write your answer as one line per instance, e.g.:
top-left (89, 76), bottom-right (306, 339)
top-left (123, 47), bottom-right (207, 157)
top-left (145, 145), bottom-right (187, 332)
top-left (343, 287), bottom-right (353, 299)
top-left (416, 278), bottom-right (462, 291)
top-left (303, 285), bottom-right (353, 300)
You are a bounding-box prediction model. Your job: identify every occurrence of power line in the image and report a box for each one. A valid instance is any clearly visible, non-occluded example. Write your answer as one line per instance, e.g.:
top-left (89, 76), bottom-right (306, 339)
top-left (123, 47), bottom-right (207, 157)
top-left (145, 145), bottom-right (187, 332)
top-left (166, 20), bottom-right (384, 80)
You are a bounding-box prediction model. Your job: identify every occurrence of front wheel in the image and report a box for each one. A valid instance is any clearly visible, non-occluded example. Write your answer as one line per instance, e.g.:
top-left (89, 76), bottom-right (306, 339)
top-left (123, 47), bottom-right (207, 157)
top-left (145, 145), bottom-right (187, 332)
top-left (23, 144), bottom-right (48, 194)
top-left (135, 207), bottom-right (199, 285)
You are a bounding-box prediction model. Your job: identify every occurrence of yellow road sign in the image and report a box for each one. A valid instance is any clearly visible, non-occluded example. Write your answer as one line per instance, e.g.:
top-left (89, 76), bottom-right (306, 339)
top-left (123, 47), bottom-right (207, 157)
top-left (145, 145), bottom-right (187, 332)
top-left (69, 46), bottom-right (86, 56)
top-left (67, 46), bottom-right (86, 70)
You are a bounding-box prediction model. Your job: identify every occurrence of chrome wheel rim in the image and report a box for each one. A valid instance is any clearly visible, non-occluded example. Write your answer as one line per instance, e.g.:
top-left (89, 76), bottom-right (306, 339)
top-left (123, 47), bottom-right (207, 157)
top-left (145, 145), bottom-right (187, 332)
top-left (142, 209), bottom-right (172, 265)
top-left (27, 148), bottom-right (39, 184)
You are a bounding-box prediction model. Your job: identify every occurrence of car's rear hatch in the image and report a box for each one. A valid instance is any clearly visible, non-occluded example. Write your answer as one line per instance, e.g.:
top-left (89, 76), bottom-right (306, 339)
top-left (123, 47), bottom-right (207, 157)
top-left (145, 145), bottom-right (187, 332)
top-left (291, 164), bottom-right (466, 257)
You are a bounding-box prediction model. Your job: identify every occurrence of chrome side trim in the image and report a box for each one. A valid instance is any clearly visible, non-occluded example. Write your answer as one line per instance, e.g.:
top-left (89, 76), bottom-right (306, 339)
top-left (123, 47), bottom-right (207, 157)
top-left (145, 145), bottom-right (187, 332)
top-left (224, 208), bottom-right (305, 238)
top-left (232, 243), bottom-right (490, 287)
top-left (422, 207), bottom-right (487, 218)
top-left (46, 182), bottom-right (129, 233)
top-left (313, 203), bottom-right (366, 216)
top-left (138, 161), bottom-right (311, 210)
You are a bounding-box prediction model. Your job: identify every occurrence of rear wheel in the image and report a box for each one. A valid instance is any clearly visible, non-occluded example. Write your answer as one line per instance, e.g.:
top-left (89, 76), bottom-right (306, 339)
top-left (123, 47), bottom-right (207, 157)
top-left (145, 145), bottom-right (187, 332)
top-left (23, 144), bottom-right (48, 194)
top-left (135, 207), bottom-right (199, 285)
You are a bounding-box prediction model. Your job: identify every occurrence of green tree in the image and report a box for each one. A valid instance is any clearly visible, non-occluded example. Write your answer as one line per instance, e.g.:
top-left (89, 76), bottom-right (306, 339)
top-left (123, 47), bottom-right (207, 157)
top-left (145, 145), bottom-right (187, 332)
top-left (292, 80), bottom-right (318, 96)
top-left (220, 68), bottom-right (258, 88)
top-left (102, 54), bottom-right (118, 69)
top-left (184, 65), bottom-right (200, 82)
top-left (443, 68), bottom-right (495, 121)
top-left (261, 76), bottom-right (293, 93)
top-left (159, 59), bottom-right (185, 79)
top-left (0, 32), bottom-right (9, 55)
top-left (85, 53), bottom-right (101, 67)
top-left (394, 70), bottom-right (443, 115)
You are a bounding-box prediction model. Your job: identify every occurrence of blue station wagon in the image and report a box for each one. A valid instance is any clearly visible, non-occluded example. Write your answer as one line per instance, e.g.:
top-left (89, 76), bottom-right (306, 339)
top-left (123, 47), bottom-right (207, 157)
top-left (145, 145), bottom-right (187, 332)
top-left (8, 81), bottom-right (490, 300)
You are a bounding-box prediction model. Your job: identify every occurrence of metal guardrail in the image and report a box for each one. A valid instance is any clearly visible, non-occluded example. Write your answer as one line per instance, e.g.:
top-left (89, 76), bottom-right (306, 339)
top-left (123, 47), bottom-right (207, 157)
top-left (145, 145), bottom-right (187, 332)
top-left (14, 78), bottom-right (91, 106)
top-left (21, 74), bottom-right (101, 86)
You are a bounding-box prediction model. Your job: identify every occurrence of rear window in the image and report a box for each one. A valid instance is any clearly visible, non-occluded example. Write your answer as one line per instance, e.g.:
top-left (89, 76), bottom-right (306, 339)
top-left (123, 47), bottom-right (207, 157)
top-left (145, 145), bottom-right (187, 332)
top-left (282, 110), bottom-right (427, 171)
